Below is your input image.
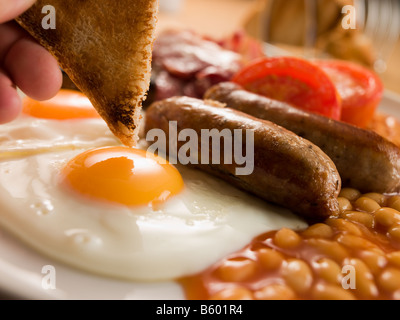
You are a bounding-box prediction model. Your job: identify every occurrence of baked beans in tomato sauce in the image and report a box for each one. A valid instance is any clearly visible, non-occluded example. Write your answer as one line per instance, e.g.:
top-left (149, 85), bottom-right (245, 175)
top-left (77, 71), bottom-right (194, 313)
top-left (180, 190), bottom-right (400, 300)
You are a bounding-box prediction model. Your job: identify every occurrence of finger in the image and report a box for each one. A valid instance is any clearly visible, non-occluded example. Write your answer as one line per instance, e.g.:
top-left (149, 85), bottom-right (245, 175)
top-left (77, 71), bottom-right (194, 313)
top-left (0, 69), bottom-right (22, 124)
top-left (0, 0), bottom-right (37, 24)
top-left (4, 37), bottom-right (62, 101)
top-left (0, 21), bottom-right (27, 62)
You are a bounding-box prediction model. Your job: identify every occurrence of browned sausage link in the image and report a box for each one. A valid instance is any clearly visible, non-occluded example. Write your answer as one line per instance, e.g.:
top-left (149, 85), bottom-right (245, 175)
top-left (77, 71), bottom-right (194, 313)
top-left (145, 97), bottom-right (341, 221)
top-left (205, 82), bottom-right (400, 194)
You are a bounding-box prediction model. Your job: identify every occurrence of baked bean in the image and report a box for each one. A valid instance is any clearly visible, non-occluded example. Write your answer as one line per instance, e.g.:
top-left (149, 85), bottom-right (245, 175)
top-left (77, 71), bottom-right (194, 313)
top-left (301, 223), bottom-right (334, 239)
top-left (307, 238), bottom-right (350, 263)
top-left (273, 228), bottom-right (302, 249)
top-left (362, 193), bottom-right (387, 206)
top-left (339, 188), bottom-right (361, 202)
top-left (387, 252), bottom-right (400, 268)
top-left (181, 190), bottom-right (400, 300)
top-left (375, 208), bottom-right (400, 229)
top-left (377, 268), bottom-right (400, 293)
top-left (357, 250), bottom-right (387, 275)
top-left (210, 286), bottom-right (253, 300)
top-left (257, 248), bottom-right (284, 270)
top-left (354, 197), bottom-right (381, 213)
top-left (339, 211), bottom-right (374, 228)
top-left (336, 234), bottom-right (379, 251)
top-left (282, 259), bottom-right (313, 294)
top-left (326, 218), bottom-right (363, 236)
top-left (312, 258), bottom-right (342, 284)
top-left (344, 258), bottom-right (378, 299)
top-left (254, 283), bottom-right (297, 300)
top-left (338, 197), bottom-right (353, 213)
top-left (216, 258), bottom-right (258, 282)
top-left (369, 247), bottom-right (386, 256)
top-left (387, 196), bottom-right (400, 210)
top-left (311, 283), bottom-right (356, 300)
top-left (391, 202), bottom-right (400, 213)
top-left (388, 225), bottom-right (400, 242)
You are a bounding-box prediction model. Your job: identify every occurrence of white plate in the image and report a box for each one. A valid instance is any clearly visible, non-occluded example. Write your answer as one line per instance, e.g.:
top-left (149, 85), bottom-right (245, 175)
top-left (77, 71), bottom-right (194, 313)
top-left (0, 220), bottom-right (186, 300)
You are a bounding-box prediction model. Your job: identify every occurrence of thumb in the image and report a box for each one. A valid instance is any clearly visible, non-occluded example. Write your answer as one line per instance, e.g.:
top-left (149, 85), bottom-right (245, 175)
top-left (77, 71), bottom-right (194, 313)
top-left (0, 0), bottom-right (36, 24)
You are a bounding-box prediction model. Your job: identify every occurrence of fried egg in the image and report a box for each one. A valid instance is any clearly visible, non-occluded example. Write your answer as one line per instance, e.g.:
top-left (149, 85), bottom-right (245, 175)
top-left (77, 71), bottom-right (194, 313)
top-left (0, 90), bottom-right (119, 160)
top-left (0, 91), bottom-right (307, 281)
top-left (0, 146), bottom-right (306, 281)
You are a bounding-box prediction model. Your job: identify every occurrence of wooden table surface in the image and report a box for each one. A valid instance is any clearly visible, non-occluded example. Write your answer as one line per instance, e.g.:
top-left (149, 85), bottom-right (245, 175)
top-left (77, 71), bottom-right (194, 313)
top-left (158, 0), bottom-right (400, 94)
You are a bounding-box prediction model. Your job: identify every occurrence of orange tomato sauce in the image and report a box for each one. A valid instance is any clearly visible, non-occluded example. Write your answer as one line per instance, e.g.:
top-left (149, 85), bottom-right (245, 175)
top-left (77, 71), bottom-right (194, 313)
top-left (180, 192), bottom-right (400, 300)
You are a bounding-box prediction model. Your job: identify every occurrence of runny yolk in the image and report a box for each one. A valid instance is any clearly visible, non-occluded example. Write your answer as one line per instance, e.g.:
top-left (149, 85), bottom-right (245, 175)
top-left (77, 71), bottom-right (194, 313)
top-left (60, 147), bottom-right (184, 206)
top-left (22, 89), bottom-right (100, 120)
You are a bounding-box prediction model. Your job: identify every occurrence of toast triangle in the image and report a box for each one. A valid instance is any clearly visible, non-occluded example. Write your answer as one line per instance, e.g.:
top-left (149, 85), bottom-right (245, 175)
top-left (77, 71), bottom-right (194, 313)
top-left (16, 0), bottom-right (159, 146)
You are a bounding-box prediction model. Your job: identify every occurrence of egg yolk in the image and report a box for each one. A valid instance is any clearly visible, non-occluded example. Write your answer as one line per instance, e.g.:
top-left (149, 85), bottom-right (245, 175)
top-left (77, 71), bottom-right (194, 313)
top-left (60, 147), bottom-right (184, 206)
top-left (23, 89), bottom-right (100, 120)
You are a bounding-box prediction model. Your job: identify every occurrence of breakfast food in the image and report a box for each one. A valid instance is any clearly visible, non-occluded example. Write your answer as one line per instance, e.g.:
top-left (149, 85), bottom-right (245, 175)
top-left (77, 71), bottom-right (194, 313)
top-left (16, 0), bottom-right (159, 146)
top-left (0, 148), bottom-right (307, 281)
top-left (142, 34), bottom-right (400, 300)
top-left (0, 92), bottom-right (307, 281)
top-left (181, 190), bottom-right (400, 300)
top-left (231, 57), bottom-right (385, 128)
top-left (1, 9), bottom-right (399, 298)
top-left (0, 90), bottom-right (119, 159)
top-left (148, 29), bottom-right (243, 105)
top-left (317, 60), bottom-right (384, 128)
top-left (205, 82), bottom-right (400, 194)
top-left (369, 113), bottom-right (400, 148)
top-left (232, 56), bottom-right (343, 120)
top-left (22, 89), bottom-right (100, 120)
top-left (145, 96), bottom-right (341, 220)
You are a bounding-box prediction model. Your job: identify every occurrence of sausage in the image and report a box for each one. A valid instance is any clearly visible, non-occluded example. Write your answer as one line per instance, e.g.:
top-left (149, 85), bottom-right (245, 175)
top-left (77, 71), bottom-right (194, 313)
top-left (205, 82), bottom-right (400, 194)
top-left (144, 96), bottom-right (341, 220)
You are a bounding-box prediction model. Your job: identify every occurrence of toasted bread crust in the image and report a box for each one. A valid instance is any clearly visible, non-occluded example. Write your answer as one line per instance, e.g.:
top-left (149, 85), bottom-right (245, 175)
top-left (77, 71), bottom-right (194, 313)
top-left (16, 0), bottom-right (159, 146)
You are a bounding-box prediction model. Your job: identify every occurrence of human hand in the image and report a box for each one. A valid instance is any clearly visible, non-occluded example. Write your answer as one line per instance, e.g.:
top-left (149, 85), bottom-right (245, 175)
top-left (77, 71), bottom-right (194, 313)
top-left (0, 0), bottom-right (62, 124)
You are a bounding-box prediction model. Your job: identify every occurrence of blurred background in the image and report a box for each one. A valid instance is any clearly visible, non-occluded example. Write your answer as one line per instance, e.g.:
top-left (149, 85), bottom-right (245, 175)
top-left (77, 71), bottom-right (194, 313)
top-left (157, 0), bottom-right (400, 94)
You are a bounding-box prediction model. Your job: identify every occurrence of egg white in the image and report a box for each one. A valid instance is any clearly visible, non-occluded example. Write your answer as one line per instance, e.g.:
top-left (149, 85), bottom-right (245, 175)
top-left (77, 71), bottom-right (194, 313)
top-left (0, 114), bottom-right (120, 160)
top-left (0, 148), bottom-right (307, 281)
